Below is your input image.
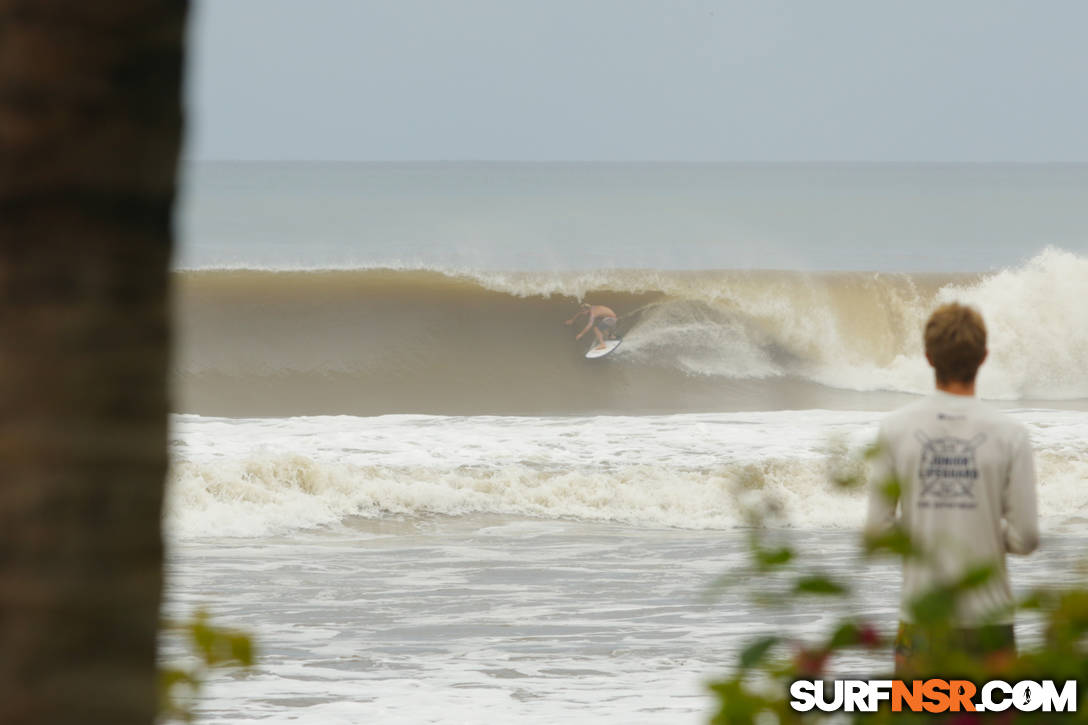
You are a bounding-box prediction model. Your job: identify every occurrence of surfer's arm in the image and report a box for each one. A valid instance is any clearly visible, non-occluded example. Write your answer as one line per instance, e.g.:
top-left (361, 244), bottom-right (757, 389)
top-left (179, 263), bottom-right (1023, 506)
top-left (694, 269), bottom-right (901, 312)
top-left (565, 310), bottom-right (587, 326)
top-left (575, 314), bottom-right (596, 340)
top-left (1002, 430), bottom-right (1039, 555)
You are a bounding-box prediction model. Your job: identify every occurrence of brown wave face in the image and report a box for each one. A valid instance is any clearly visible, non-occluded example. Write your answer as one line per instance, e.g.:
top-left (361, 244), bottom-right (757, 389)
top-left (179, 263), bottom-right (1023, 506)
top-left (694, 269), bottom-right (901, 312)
top-left (173, 268), bottom-right (949, 416)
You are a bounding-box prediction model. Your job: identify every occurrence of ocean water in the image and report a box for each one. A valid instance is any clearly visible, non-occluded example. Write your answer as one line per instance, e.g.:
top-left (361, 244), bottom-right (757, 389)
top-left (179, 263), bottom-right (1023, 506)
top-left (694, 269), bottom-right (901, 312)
top-left (164, 163), bottom-right (1088, 723)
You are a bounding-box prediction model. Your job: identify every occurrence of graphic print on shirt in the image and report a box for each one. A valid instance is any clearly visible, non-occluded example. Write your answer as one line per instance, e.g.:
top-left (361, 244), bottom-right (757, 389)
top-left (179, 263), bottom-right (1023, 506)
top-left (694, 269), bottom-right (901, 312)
top-left (914, 431), bottom-right (986, 509)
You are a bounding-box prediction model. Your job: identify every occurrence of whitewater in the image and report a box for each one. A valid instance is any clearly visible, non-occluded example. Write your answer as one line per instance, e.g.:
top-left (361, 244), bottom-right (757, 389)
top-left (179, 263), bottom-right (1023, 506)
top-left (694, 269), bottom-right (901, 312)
top-left (167, 408), bottom-right (1088, 540)
top-left (163, 162), bottom-right (1088, 724)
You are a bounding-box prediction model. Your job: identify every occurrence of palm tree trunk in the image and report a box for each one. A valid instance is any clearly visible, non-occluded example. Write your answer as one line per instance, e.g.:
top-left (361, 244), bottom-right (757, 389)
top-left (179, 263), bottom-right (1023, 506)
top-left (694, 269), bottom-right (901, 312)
top-left (0, 2), bottom-right (186, 723)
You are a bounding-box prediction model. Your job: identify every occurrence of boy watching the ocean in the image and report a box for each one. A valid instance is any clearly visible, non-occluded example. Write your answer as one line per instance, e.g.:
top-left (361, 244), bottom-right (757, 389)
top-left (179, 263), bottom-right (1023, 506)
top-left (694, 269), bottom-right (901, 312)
top-left (865, 303), bottom-right (1039, 672)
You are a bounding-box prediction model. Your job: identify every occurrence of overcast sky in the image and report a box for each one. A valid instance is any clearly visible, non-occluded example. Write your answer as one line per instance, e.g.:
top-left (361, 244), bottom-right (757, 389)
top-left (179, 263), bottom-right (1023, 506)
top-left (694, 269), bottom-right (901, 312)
top-left (185, 0), bottom-right (1088, 162)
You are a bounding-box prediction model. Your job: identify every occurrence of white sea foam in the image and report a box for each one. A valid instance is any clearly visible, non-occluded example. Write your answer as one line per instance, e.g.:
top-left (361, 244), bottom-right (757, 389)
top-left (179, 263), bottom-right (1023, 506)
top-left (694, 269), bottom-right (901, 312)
top-left (166, 408), bottom-right (1088, 540)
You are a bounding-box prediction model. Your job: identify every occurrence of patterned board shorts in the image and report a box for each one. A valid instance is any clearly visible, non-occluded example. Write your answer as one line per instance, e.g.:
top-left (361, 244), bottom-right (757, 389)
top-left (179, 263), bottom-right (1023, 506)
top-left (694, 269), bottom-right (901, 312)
top-left (596, 317), bottom-right (617, 333)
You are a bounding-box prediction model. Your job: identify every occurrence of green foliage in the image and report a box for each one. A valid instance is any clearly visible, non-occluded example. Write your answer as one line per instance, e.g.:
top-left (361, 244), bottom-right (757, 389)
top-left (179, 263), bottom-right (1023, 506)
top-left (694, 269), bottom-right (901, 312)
top-left (159, 611), bottom-right (256, 723)
top-left (739, 636), bottom-right (781, 670)
top-left (755, 545), bottom-right (794, 570)
top-left (707, 449), bottom-right (1088, 723)
top-left (793, 574), bottom-right (848, 596)
top-left (863, 523), bottom-right (921, 559)
top-left (709, 679), bottom-right (783, 725)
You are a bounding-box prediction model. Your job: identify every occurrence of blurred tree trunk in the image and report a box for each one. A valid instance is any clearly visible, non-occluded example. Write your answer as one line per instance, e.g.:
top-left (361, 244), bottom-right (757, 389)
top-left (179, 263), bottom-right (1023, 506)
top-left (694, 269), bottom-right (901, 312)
top-left (0, 2), bottom-right (186, 723)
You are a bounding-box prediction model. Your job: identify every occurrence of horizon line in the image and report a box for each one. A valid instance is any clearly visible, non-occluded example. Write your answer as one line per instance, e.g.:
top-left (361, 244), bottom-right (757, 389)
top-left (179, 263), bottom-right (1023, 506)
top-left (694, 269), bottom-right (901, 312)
top-left (179, 158), bottom-right (1088, 165)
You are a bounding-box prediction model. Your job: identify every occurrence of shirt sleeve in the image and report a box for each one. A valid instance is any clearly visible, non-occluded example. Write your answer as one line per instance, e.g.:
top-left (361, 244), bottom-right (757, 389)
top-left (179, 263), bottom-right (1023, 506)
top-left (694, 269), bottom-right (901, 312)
top-left (865, 423), bottom-right (899, 538)
top-left (1002, 429), bottom-right (1040, 555)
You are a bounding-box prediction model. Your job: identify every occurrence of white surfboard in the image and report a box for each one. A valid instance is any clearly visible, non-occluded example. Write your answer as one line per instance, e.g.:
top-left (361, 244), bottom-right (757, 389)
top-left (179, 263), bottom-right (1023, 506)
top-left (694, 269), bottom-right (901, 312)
top-left (585, 338), bottom-right (622, 359)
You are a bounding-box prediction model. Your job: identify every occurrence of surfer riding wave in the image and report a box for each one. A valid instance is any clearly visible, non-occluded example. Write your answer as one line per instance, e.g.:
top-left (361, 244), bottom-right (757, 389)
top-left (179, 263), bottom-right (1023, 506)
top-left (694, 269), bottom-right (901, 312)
top-left (566, 303), bottom-right (618, 351)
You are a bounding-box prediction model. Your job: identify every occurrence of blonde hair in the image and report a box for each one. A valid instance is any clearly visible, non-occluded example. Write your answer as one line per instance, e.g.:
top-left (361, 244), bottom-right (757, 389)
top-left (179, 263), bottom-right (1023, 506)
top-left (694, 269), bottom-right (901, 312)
top-left (924, 303), bottom-right (987, 384)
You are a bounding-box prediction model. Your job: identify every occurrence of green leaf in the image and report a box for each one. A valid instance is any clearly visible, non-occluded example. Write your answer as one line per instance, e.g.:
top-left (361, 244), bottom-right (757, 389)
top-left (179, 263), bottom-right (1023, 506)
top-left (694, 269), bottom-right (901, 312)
top-left (229, 634), bottom-right (255, 667)
top-left (1019, 589), bottom-right (1052, 610)
top-left (190, 622), bottom-right (215, 662)
top-left (708, 678), bottom-right (768, 725)
top-left (864, 526), bottom-right (920, 559)
top-left (909, 589), bottom-right (957, 624)
top-left (828, 622), bottom-right (860, 649)
top-left (754, 546), bottom-right (793, 569)
top-left (879, 477), bottom-right (902, 502)
top-left (957, 564), bottom-right (995, 591)
top-left (738, 636), bottom-right (779, 669)
top-left (794, 574), bottom-right (848, 596)
top-left (159, 668), bottom-right (197, 689)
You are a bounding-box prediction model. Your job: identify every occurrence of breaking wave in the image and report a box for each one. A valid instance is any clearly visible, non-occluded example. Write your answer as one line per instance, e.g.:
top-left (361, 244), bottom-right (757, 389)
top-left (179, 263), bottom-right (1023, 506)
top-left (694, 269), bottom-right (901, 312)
top-left (172, 248), bottom-right (1088, 415)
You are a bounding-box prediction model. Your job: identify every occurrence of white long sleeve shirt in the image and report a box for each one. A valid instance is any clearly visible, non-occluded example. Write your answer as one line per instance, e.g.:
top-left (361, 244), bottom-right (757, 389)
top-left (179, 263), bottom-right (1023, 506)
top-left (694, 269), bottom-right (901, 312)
top-left (866, 391), bottom-right (1039, 626)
